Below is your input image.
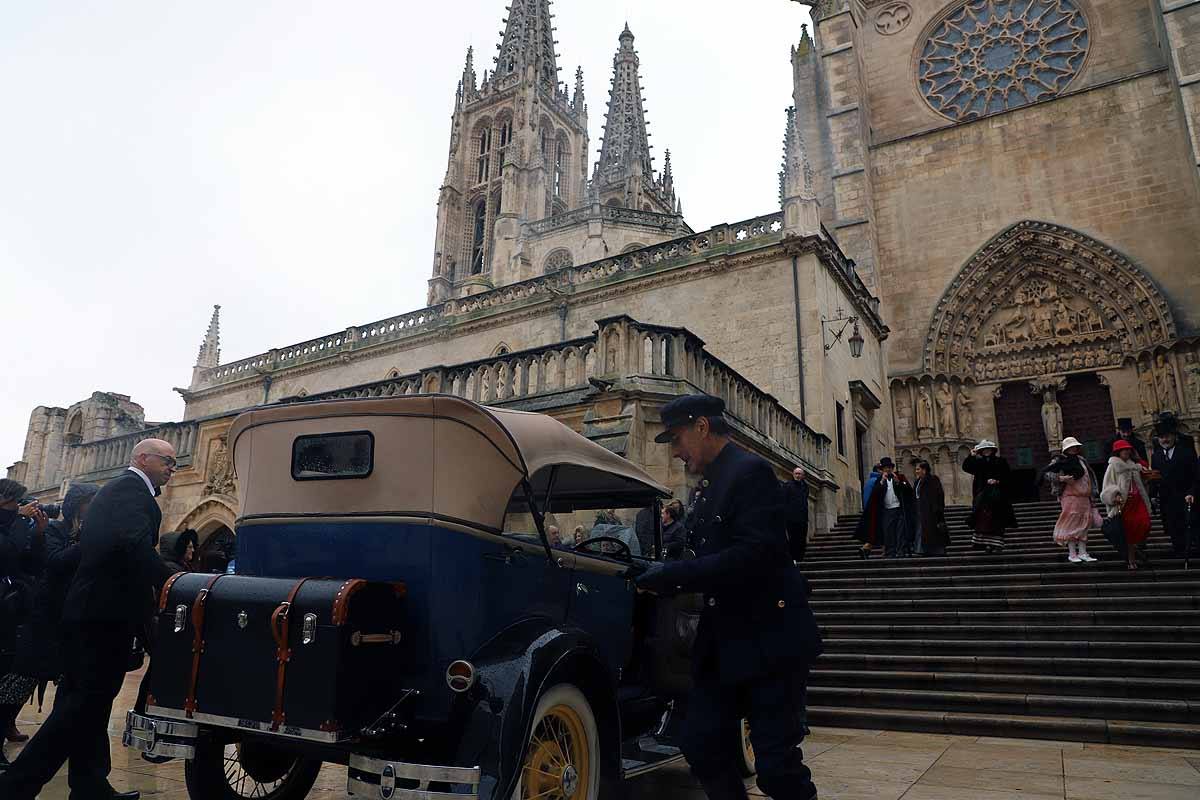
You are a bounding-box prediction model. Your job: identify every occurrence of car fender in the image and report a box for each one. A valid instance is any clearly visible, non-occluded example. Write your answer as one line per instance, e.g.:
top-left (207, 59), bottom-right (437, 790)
top-left (452, 617), bottom-right (620, 800)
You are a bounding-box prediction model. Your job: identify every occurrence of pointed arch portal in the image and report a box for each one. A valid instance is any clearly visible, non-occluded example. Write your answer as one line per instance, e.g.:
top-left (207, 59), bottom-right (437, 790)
top-left (924, 221), bottom-right (1176, 383)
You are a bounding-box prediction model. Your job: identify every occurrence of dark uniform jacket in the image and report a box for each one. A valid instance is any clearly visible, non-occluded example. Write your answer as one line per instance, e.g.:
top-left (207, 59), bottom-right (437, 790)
top-left (652, 444), bottom-right (823, 685)
top-left (963, 454), bottom-right (1019, 531)
top-left (854, 472), bottom-right (916, 547)
top-left (63, 470), bottom-right (173, 626)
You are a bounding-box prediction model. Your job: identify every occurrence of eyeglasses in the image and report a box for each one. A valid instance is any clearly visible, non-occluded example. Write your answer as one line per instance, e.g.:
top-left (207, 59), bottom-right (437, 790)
top-left (149, 454), bottom-right (178, 469)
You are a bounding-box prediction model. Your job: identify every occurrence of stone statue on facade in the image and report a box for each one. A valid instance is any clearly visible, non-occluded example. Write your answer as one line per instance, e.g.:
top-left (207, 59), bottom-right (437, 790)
top-left (956, 386), bottom-right (975, 438)
top-left (916, 387), bottom-right (935, 439)
top-left (1040, 388), bottom-right (1064, 451)
top-left (1155, 353), bottom-right (1180, 412)
top-left (1138, 362), bottom-right (1158, 417)
top-left (1053, 299), bottom-right (1075, 337)
top-left (935, 382), bottom-right (956, 437)
top-left (1184, 352), bottom-right (1200, 410)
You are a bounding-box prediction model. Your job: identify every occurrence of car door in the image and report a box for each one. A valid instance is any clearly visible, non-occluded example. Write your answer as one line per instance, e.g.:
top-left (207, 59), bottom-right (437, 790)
top-left (566, 551), bottom-right (637, 679)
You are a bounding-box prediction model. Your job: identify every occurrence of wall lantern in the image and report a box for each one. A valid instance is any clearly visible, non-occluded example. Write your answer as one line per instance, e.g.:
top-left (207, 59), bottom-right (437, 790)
top-left (821, 309), bottom-right (864, 359)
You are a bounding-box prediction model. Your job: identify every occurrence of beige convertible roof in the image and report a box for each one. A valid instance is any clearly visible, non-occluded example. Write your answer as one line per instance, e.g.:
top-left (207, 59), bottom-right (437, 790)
top-left (228, 395), bottom-right (668, 531)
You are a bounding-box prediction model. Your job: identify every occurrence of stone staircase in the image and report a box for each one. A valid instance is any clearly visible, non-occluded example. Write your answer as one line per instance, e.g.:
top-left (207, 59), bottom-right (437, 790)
top-left (803, 499), bottom-right (1200, 748)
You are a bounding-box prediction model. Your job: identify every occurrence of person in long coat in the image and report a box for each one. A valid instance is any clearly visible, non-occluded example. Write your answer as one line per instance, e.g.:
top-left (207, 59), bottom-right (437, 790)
top-left (1041, 438), bottom-right (1102, 563)
top-left (0, 483), bottom-right (98, 770)
top-left (1102, 439), bottom-right (1152, 570)
top-left (854, 457), bottom-right (917, 558)
top-left (157, 529), bottom-right (198, 573)
top-left (963, 440), bottom-right (1019, 553)
top-left (781, 467), bottom-right (810, 563)
top-left (1149, 414), bottom-right (1198, 558)
top-left (913, 461), bottom-right (949, 556)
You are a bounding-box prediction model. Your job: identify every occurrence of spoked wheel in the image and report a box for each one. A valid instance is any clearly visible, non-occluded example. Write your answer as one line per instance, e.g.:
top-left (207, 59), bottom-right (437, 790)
top-left (735, 717), bottom-right (756, 778)
top-left (512, 684), bottom-right (600, 800)
top-left (185, 737), bottom-right (322, 800)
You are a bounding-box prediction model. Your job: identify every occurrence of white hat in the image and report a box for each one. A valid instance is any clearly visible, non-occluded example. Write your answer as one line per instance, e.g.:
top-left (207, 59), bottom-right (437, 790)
top-left (1061, 436), bottom-right (1084, 452)
top-left (973, 439), bottom-right (997, 452)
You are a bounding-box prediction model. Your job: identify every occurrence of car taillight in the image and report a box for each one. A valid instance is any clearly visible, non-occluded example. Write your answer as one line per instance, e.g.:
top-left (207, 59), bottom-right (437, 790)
top-left (445, 660), bottom-right (476, 693)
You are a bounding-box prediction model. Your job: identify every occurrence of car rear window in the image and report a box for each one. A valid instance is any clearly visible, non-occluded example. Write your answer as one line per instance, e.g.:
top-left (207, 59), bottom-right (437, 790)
top-left (291, 431), bottom-right (374, 480)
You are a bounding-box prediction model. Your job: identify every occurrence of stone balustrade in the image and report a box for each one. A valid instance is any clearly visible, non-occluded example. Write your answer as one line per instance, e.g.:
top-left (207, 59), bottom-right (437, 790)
top-left (45, 421), bottom-right (200, 490)
top-left (195, 212), bottom-right (785, 391)
top-left (296, 314), bottom-right (829, 475)
top-left (524, 203), bottom-right (687, 236)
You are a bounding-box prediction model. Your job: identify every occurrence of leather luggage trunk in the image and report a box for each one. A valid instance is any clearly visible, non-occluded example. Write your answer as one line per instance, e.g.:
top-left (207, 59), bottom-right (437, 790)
top-left (149, 573), bottom-right (405, 738)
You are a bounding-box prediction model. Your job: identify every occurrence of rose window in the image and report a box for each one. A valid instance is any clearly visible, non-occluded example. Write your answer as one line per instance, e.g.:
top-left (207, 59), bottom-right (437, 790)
top-left (917, 0), bottom-right (1089, 121)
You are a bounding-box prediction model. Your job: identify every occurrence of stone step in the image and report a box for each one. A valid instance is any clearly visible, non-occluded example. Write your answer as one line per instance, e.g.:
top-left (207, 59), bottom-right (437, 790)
top-left (807, 567), bottom-right (1197, 589)
top-left (819, 637), bottom-right (1200, 659)
top-left (813, 609), bottom-right (1200, 626)
top-left (809, 594), bottom-right (1200, 613)
top-left (804, 706), bottom-right (1200, 749)
top-left (800, 554), bottom-right (1193, 575)
top-left (808, 686), bottom-right (1200, 724)
top-left (815, 652), bottom-right (1200, 679)
top-left (808, 669), bottom-right (1200, 700)
top-left (817, 624), bottom-right (1200, 643)
top-left (810, 580), bottom-right (1200, 601)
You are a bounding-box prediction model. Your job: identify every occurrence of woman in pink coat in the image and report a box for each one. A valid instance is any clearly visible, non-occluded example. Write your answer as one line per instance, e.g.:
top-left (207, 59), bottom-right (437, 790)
top-left (1046, 437), bottom-right (1102, 563)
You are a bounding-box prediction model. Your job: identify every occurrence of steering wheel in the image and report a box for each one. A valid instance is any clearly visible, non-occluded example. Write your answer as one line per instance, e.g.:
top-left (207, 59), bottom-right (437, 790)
top-left (576, 536), bottom-right (634, 562)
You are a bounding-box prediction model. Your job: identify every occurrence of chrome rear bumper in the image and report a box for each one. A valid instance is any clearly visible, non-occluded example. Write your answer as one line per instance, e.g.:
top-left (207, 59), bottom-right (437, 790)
top-left (348, 753), bottom-right (480, 799)
top-left (122, 710), bottom-right (199, 760)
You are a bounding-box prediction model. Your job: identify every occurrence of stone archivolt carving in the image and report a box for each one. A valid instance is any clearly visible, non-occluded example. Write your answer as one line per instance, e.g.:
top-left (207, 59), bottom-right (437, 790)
top-left (875, 2), bottom-right (912, 35)
top-left (925, 221), bottom-right (1176, 384)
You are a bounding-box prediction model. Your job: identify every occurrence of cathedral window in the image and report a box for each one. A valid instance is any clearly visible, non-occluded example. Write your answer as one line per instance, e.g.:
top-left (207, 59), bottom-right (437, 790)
top-left (476, 127), bottom-right (492, 183)
top-left (498, 117), bottom-right (513, 165)
top-left (553, 139), bottom-right (565, 198)
top-left (918, 0), bottom-right (1089, 121)
top-left (470, 200), bottom-right (488, 274)
top-left (544, 249), bottom-right (573, 273)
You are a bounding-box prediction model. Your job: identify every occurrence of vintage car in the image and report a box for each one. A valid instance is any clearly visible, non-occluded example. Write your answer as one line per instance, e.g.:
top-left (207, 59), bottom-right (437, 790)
top-left (124, 395), bottom-right (753, 800)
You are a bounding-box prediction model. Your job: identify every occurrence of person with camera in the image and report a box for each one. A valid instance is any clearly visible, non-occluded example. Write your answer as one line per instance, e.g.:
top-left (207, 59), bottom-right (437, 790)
top-left (0, 479), bottom-right (49, 749)
top-left (0, 483), bottom-right (99, 771)
top-left (0, 440), bottom-right (177, 800)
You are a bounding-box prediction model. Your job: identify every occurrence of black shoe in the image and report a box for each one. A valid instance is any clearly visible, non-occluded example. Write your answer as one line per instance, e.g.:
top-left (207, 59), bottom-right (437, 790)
top-left (141, 752), bottom-right (174, 765)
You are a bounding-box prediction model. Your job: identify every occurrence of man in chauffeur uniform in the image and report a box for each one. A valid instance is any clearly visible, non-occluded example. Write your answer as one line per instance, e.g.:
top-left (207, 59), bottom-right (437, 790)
top-left (635, 394), bottom-right (821, 800)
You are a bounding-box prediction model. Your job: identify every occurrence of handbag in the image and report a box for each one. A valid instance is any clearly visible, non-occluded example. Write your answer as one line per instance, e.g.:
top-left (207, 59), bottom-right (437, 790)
top-left (1101, 513), bottom-right (1127, 558)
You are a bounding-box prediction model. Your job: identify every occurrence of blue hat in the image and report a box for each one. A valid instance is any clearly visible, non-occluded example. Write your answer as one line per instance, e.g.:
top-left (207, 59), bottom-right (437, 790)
top-left (655, 394), bottom-right (726, 443)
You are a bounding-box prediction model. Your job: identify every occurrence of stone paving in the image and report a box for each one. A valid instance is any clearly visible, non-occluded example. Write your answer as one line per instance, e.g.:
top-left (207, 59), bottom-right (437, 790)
top-left (6, 670), bottom-right (1200, 799)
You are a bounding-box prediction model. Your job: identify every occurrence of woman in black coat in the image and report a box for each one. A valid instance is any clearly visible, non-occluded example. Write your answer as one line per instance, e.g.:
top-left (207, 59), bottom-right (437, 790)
top-left (0, 483), bottom-right (97, 767)
top-left (963, 441), bottom-right (1019, 553)
top-left (914, 461), bottom-right (950, 556)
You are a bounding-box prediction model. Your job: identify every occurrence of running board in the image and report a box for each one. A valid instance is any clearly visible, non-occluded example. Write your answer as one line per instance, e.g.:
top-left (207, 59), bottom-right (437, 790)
top-left (621, 736), bottom-right (686, 779)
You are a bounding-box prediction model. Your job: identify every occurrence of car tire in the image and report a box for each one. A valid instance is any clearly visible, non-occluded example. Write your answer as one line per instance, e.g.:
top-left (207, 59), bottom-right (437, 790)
top-left (511, 683), bottom-right (601, 800)
top-left (184, 737), bottom-right (322, 800)
top-left (735, 717), bottom-right (756, 778)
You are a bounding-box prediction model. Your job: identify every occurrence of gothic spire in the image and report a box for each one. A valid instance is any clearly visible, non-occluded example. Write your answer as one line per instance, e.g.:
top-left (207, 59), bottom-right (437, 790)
top-left (780, 106), bottom-right (815, 203)
top-left (196, 304), bottom-right (221, 369)
top-left (461, 46), bottom-right (478, 103)
top-left (493, 0), bottom-right (559, 89)
top-left (594, 24), bottom-right (654, 184)
top-left (572, 65), bottom-right (586, 114)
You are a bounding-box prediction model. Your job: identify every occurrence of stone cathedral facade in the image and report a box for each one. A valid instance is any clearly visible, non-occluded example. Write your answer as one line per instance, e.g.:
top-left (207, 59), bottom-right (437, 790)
top-left (8, 0), bottom-right (892, 556)
top-left (796, 0), bottom-right (1200, 502)
top-left (10, 0), bottom-right (1200, 551)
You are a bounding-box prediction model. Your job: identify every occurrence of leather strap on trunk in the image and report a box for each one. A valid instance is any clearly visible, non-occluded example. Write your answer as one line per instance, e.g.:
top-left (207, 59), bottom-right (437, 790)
top-left (269, 577), bottom-right (312, 731)
top-left (184, 574), bottom-right (225, 717)
top-left (158, 572), bottom-right (185, 611)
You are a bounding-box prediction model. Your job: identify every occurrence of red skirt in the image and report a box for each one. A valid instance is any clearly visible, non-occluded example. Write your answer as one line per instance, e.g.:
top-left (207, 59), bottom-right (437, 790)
top-left (1121, 491), bottom-right (1151, 546)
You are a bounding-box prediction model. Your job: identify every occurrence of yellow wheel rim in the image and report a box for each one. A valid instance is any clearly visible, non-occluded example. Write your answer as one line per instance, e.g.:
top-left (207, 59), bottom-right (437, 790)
top-left (520, 703), bottom-right (591, 800)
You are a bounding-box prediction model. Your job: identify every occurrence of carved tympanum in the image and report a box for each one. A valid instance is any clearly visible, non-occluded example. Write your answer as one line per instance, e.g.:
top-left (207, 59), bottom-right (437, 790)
top-left (925, 221), bottom-right (1176, 383)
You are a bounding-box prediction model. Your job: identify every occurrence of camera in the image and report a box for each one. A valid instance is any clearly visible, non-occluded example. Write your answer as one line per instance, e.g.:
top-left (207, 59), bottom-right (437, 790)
top-left (18, 498), bottom-right (61, 520)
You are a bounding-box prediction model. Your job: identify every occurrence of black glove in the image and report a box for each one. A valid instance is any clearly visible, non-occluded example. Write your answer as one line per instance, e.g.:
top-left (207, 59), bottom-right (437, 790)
top-left (632, 562), bottom-right (672, 593)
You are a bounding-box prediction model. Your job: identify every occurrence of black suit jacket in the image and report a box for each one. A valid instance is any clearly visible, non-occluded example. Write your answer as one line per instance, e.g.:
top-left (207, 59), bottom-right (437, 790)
top-left (781, 478), bottom-right (810, 562)
top-left (63, 471), bottom-right (174, 626)
top-left (656, 443), bottom-right (823, 684)
top-left (1151, 435), bottom-right (1197, 500)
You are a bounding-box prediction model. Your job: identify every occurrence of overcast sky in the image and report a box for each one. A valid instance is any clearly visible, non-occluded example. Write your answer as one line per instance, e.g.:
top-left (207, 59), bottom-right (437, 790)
top-left (0, 0), bottom-right (812, 472)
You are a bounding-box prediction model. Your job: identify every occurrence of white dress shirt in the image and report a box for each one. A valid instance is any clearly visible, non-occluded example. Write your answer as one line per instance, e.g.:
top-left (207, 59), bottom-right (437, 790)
top-left (882, 476), bottom-right (901, 509)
